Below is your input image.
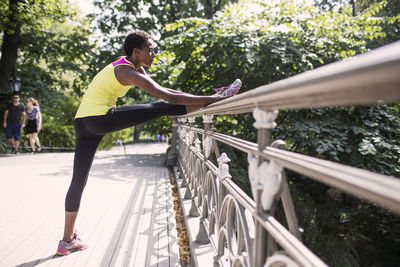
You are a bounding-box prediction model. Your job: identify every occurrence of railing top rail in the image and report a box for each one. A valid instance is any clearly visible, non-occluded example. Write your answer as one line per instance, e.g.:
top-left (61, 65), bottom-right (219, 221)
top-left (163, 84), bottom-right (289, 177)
top-left (183, 41), bottom-right (400, 117)
top-left (194, 127), bottom-right (400, 214)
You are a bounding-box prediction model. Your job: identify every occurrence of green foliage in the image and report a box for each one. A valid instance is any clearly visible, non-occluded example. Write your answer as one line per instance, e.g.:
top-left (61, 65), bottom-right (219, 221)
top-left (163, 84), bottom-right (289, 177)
top-left (151, 0), bottom-right (389, 100)
top-left (92, 0), bottom-right (238, 40)
top-left (148, 0), bottom-right (400, 266)
top-left (98, 129), bottom-right (132, 150)
top-left (0, 132), bottom-right (9, 152)
top-left (142, 116), bottom-right (173, 138)
top-left (41, 94), bottom-right (80, 126)
top-left (154, 0), bottom-right (398, 171)
top-left (275, 105), bottom-right (400, 176)
top-left (39, 123), bottom-right (75, 148)
top-left (0, 0), bottom-right (72, 34)
top-left (0, 0), bottom-right (129, 152)
top-left (18, 14), bottom-right (94, 100)
top-left (30, 122), bottom-right (131, 151)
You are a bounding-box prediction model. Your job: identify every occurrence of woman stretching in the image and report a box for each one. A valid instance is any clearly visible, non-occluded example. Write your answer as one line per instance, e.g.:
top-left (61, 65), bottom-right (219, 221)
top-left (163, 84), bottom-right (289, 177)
top-left (25, 97), bottom-right (42, 154)
top-left (57, 30), bottom-right (240, 255)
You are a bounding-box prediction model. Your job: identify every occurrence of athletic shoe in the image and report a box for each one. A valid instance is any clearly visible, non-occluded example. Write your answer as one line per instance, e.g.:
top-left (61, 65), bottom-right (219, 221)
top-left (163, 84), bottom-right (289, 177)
top-left (56, 231), bottom-right (88, 256)
top-left (213, 79), bottom-right (242, 97)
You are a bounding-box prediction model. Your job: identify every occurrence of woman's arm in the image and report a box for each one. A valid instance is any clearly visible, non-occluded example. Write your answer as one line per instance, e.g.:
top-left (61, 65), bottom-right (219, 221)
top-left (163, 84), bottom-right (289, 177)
top-left (166, 88), bottom-right (197, 96)
top-left (37, 109), bottom-right (42, 131)
top-left (114, 66), bottom-right (225, 106)
top-left (21, 111), bottom-right (26, 128)
top-left (3, 110), bottom-right (8, 128)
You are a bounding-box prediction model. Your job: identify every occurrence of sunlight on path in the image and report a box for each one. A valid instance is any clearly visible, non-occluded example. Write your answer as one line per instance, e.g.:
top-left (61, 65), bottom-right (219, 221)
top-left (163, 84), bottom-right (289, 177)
top-left (0, 143), bottom-right (177, 267)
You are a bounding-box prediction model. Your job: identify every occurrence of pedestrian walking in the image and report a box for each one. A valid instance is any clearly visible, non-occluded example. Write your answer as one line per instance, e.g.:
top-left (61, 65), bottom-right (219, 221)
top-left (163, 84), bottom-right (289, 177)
top-left (25, 97), bottom-right (42, 154)
top-left (2, 94), bottom-right (26, 154)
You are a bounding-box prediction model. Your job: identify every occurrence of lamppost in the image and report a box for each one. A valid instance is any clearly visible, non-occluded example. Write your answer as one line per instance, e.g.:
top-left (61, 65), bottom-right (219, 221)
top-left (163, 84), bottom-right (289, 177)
top-left (9, 75), bottom-right (21, 94)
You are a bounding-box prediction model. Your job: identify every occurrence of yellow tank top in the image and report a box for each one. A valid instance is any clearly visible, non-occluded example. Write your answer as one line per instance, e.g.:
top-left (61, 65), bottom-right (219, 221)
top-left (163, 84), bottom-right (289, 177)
top-left (75, 57), bottom-right (135, 118)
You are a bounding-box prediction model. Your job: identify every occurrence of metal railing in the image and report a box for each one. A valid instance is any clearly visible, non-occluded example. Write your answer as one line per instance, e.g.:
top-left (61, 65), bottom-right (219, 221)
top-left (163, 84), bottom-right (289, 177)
top-left (168, 41), bottom-right (400, 267)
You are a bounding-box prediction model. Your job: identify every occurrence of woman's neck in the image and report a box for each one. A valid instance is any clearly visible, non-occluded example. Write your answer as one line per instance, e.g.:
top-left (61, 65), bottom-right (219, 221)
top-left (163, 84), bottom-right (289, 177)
top-left (126, 56), bottom-right (141, 70)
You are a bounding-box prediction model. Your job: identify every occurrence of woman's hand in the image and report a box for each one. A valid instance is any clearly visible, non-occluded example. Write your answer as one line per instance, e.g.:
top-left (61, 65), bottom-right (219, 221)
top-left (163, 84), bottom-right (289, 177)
top-left (207, 93), bottom-right (229, 104)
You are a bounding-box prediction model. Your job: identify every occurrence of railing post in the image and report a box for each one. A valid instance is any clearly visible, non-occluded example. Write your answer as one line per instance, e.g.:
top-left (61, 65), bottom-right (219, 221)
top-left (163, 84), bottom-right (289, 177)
top-left (270, 140), bottom-right (303, 241)
top-left (202, 114), bottom-right (213, 175)
top-left (184, 117), bottom-right (195, 199)
top-left (195, 114), bottom-right (213, 244)
top-left (179, 118), bottom-right (188, 188)
top-left (167, 116), bottom-right (179, 166)
top-left (252, 108), bottom-right (279, 267)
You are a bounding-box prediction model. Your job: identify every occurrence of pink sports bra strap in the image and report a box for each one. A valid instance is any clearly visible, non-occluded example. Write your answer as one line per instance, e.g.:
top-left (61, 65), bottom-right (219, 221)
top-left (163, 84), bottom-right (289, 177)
top-left (112, 57), bottom-right (136, 68)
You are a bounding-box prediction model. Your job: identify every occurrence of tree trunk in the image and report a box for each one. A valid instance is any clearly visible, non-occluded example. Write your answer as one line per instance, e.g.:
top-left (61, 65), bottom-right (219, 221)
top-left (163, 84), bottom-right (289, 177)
top-left (204, 0), bottom-right (227, 19)
top-left (204, 0), bottom-right (214, 19)
top-left (350, 0), bottom-right (356, 16)
top-left (134, 124), bottom-right (144, 142)
top-left (0, 0), bottom-right (22, 93)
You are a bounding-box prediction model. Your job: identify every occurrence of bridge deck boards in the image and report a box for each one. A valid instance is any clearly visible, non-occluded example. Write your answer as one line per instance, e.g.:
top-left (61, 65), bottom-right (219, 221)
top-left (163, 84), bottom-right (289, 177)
top-left (0, 143), bottom-right (179, 267)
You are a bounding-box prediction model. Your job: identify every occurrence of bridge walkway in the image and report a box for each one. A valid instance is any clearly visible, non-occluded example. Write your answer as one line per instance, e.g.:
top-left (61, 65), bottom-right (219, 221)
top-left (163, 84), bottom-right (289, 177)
top-left (0, 143), bottom-right (180, 267)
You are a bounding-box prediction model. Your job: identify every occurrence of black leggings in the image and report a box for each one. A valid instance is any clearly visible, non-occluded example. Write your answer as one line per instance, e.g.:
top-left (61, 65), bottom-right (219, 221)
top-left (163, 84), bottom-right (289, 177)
top-left (65, 101), bottom-right (187, 212)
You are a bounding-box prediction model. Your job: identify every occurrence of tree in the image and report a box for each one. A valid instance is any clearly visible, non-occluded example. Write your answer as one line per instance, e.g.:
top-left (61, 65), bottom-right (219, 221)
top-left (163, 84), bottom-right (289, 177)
top-left (92, 0), bottom-right (238, 38)
top-left (0, 0), bottom-right (22, 91)
top-left (0, 0), bottom-right (75, 93)
top-left (0, 0), bottom-right (98, 152)
top-left (313, 0), bottom-right (400, 47)
top-left (88, 0), bottom-right (240, 77)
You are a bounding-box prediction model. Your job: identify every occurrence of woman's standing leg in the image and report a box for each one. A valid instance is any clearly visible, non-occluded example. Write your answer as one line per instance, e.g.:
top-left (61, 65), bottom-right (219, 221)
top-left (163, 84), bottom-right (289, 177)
top-left (28, 133), bottom-right (35, 152)
top-left (63, 134), bottom-right (103, 242)
top-left (33, 132), bottom-right (41, 150)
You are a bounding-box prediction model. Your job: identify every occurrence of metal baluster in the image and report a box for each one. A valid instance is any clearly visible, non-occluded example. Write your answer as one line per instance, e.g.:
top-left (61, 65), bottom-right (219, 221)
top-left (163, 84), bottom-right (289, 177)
top-left (196, 115), bottom-right (214, 244)
top-left (252, 108), bottom-right (279, 267)
top-left (167, 116), bottom-right (179, 166)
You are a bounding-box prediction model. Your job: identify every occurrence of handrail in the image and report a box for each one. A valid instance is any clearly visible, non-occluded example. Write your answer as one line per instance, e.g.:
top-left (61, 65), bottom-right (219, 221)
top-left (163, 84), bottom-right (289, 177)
top-left (184, 128), bottom-right (400, 213)
top-left (183, 41), bottom-right (400, 116)
top-left (262, 147), bottom-right (400, 213)
top-left (171, 41), bottom-right (400, 267)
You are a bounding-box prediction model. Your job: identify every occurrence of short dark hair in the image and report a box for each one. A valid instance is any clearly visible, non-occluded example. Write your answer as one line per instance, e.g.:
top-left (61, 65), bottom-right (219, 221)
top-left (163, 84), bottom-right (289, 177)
top-left (124, 30), bottom-right (152, 56)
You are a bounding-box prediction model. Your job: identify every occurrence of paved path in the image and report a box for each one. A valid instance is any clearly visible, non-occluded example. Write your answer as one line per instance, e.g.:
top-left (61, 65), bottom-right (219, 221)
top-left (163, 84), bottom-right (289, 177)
top-left (0, 143), bottom-right (179, 267)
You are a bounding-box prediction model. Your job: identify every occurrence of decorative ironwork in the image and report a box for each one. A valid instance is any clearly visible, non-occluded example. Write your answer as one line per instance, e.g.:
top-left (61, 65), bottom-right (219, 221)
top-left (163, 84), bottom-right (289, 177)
top-left (252, 108), bottom-right (278, 129)
top-left (172, 43), bottom-right (400, 267)
top-left (217, 153), bottom-right (232, 180)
